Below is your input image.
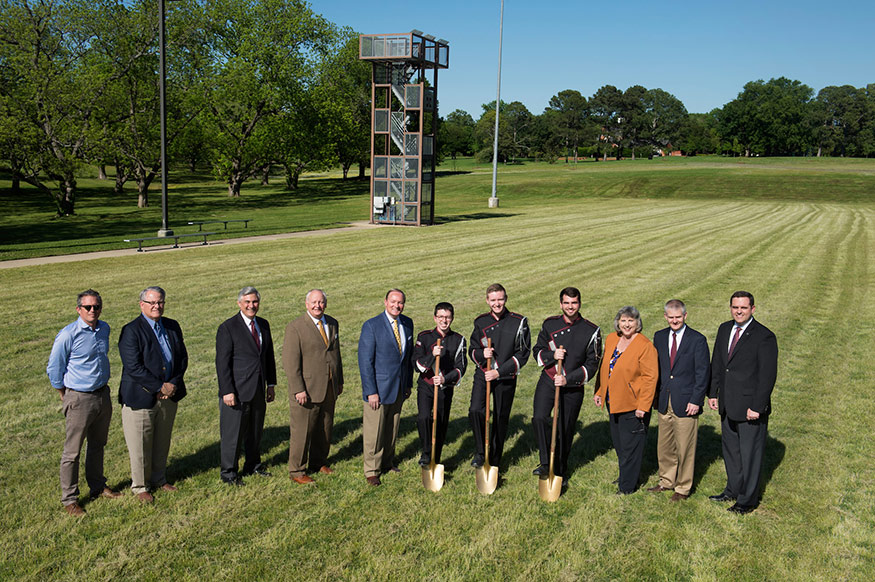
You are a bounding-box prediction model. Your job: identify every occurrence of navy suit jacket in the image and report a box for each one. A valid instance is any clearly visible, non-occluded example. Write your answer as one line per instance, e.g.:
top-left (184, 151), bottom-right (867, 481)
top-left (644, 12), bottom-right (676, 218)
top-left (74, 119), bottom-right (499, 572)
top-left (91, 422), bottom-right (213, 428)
top-left (653, 325), bottom-right (710, 417)
top-left (215, 313), bottom-right (277, 403)
top-left (357, 312), bottom-right (413, 405)
top-left (118, 315), bottom-right (188, 409)
top-left (708, 318), bottom-right (778, 421)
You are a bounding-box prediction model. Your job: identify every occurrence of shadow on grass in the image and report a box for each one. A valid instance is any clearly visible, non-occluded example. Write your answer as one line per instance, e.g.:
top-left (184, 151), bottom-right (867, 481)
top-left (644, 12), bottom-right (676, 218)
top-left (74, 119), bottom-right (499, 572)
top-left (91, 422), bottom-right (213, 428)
top-left (434, 170), bottom-right (472, 178)
top-left (433, 212), bottom-right (518, 225)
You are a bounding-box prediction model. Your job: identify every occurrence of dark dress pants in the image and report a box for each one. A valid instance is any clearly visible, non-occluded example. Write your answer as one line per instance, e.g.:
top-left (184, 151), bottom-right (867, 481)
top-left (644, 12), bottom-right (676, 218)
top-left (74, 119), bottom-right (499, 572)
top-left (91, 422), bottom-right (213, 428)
top-left (416, 384), bottom-right (453, 462)
top-left (220, 384), bottom-right (266, 480)
top-left (720, 414), bottom-right (768, 506)
top-left (532, 379), bottom-right (585, 478)
top-left (469, 376), bottom-right (516, 467)
top-left (608, 406), bottom-right (650, 493)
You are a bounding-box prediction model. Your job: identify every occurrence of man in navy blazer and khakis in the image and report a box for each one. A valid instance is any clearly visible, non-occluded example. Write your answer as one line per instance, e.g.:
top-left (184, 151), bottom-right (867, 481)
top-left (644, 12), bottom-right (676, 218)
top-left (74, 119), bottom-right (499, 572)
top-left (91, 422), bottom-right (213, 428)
top-left (215, 286), bottom-right (277, 485)
top-left (357, 289), bottom-right (413, 486)
top-left (708, 291), bottom-right (778, 514)
top-left (118, 286), bottom-right (188, 503)
top-left (647, 299), bottom-right (710, 501)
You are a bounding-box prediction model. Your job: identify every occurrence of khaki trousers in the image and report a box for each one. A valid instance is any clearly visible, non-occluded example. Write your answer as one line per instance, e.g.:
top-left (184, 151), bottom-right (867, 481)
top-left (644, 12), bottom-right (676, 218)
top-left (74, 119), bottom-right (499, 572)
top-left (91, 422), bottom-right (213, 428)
top-left (122, 399), bottom-right (177, 493)
top-left (656, 400), bottom-right (698, 495)
top-left (362, 398), bottom-right (402, 477)
top-left (60, 387), bottom-right (112, 505)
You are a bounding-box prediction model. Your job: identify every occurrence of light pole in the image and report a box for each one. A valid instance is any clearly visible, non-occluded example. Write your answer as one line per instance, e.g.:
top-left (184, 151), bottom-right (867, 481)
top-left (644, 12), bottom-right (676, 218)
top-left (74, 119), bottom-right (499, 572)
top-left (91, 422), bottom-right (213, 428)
top-left (157, 0), bottom-right (173, 236)
top-left (489, 0), bottom-right (504, 209)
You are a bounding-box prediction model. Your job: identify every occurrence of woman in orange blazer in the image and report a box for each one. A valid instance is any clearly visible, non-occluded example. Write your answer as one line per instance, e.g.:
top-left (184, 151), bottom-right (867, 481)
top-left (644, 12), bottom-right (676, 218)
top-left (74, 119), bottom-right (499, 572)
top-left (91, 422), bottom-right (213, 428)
top-left (594, 306), bottom-right (658, 494)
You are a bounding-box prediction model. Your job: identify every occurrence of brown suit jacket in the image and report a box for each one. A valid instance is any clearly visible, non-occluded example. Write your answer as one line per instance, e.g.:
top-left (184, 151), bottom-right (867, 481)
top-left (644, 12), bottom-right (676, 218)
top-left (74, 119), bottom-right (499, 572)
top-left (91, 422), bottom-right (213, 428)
top-left (282, 313), bottom-right (343, 402)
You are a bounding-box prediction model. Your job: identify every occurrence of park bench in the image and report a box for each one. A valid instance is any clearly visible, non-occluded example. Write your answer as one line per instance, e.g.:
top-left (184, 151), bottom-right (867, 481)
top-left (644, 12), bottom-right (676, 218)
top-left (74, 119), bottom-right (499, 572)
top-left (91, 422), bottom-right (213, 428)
top-left (124, 232), bottom-right (217, 252)
top-left (186, 218), bottom-right (252, 231)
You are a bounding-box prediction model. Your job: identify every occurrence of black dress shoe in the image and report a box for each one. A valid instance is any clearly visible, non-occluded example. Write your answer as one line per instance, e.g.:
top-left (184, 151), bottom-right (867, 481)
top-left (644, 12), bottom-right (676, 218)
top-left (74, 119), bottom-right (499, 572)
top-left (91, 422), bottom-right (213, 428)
top-left (471, 455), bottom-right (484, 469)
top-left (418, 454), bottom-right (430, 467)
top-left (222, 476), bottom-right (244, 486)
top-left (728, 503), bottom-right (754, 514)
top-left (616, 489), bottom-right (634, 495)
top-left (242, 465), bottom-right (272, 477)
top-left (709, 493), bottom-right (736, 502)
top-left (532, 464), bottom-right (548, 476)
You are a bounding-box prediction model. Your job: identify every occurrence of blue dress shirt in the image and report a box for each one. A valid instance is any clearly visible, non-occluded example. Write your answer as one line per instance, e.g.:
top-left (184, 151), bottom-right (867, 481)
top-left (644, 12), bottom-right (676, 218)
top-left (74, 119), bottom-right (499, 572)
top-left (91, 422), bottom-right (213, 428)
top-left (46, 317), bottom-right (111, 391)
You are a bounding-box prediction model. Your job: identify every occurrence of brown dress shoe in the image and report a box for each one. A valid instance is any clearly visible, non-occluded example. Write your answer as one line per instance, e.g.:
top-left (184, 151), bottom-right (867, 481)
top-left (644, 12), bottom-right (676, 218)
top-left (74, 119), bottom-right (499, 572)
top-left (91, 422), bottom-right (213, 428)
top-left (92, 487), bottom-right (123, 499)
top-left (670, 492), bottom-right (690, 502)
top-left (365, 476), bottom-right (381, 486)
top-left (292, 475), bottom-right (315, 485)
top-left (647, 485), bottom-right (672, 493)
top-left (64, 502), bottom-right (86, 516)
top-left (318, 466), bottom-right (334, 475)
top-left (160, 484), bottom-right (178, 492)
top-left (137, 491), bottom-right (154, 503)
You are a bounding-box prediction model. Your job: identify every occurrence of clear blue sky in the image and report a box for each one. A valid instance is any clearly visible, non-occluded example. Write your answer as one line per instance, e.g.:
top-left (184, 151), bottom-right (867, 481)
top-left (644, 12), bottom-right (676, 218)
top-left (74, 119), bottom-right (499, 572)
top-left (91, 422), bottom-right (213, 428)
top-left (313, 0), bottom-right (874, 117)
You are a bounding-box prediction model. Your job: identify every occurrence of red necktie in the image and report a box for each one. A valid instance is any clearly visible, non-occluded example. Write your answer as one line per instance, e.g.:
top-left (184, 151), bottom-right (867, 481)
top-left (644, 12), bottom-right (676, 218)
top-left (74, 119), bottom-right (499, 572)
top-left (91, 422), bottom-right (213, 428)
top-left (728, 325), bottom-right (741, 358)
top-left (670, 332), bottom-right (677, 369)
top-left (250, 320), bottom-right (261, 351)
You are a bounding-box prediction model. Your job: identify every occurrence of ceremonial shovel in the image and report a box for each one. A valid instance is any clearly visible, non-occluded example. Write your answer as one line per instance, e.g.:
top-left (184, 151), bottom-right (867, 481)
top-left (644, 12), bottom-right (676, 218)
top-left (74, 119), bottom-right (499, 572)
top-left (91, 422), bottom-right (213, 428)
top-left (422, 339), bottom-right (444, 492)
top-left (538, 347), bottom-right (563, 502)
top-left (476, 338), bottom-right (499, 495)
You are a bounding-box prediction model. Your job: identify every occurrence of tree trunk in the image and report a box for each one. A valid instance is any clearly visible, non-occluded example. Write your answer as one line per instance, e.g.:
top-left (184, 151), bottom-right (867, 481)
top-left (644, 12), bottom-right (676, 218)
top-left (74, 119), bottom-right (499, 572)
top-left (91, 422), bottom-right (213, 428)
top-left (260, 164), bottom-right (271, 185)
top-left (228, 159), bottom-right (244, 196)
top-left (342, 161), bottom-right (352, 180)
top-left (11, 172), bottom-right (20, 192)
top-left (136, 172), bottom-right (155, 208)
top-left (98, 165), bottom-right (107, 180)
top-left (52, 177), bottom-right (77, 216)
top-left (358, 162), bottom-right (366, 179)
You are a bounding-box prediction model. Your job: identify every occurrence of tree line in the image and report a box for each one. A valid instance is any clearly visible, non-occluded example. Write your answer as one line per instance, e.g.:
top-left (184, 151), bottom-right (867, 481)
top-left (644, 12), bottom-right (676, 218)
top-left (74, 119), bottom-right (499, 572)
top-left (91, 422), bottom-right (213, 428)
top-left (0, 0), bottom-right (370, 215)
top-left (440, 78), bottom-right (875, 163)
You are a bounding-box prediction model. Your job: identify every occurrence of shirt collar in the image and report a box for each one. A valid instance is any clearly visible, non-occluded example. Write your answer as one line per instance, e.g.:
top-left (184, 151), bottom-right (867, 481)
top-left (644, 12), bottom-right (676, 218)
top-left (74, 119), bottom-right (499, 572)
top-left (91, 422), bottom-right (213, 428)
top-left (141, 313), bottom-right (161, 329)
top-left (240, 311), bottom-right (255, 327)
top-left (307, 313), bottom-right (326, 326)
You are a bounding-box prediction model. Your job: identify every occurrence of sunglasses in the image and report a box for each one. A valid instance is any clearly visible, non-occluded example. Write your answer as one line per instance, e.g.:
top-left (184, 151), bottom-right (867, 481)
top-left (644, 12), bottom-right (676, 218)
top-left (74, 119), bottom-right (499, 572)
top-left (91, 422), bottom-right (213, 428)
top-left (79, 305), bottom-right (102, 312)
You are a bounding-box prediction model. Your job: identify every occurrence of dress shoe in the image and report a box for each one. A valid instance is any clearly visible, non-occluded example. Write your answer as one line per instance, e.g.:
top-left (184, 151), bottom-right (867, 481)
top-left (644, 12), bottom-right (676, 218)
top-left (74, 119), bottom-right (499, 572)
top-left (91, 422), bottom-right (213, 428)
top-left (291, 475), bottom-right (315, 485)
top-left (709, 493), bottom-right (736, 502)
top-left (611, 478), bottom-right (619, 485)
top-left (471, 455), bottom-right (484, 469)
top-left (418, 455), bottom-right (430, 467)
top-left (365, 476), bottom-right (381, 486)
top-left (647, 485), bottom-right (672, 493)
top-left (137, 491), bottom-right (154, 503)
top-left (242, 465), bottom-right (272, 478)
top-left (616, 489), bottom-right (634, 495)
top-left (532, 464), bottom-right (548, 476)
top-left (64, 502), bottom-right (85, 516)
top-left (728, 503), bottom-right (754, 514)
top-left (671, 492), bottom-right (690, 502)
top-left (318, 466), bottom-right (334, 475)
top-left (222, 476), bottom-right (244, 486)
top-left (160, 484), bottom-right (178, 492)
top-left (91, 487), bottom-right (123, 499)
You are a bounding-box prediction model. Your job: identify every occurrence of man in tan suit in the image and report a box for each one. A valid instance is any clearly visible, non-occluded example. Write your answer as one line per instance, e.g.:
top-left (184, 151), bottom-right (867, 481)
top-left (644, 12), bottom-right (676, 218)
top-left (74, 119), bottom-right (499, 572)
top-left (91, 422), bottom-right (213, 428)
top-left (282, 289), bottom-right (344, 485)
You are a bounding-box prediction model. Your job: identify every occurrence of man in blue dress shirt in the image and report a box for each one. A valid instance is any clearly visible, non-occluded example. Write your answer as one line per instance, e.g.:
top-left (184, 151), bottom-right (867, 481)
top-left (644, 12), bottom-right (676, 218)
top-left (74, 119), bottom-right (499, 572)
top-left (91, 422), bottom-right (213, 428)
top-left (47, 289), bottom-right (122, 516)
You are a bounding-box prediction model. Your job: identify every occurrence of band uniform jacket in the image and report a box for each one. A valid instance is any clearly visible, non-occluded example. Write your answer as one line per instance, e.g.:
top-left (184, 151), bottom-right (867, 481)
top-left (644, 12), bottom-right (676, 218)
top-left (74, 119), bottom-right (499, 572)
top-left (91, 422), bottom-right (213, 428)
top-left (118, 316), bottom-right (188, 409)
top-left (708, 318), bottom-right (778, 421)
top-left (653, 325), bottom-right (710, 417)
top-left (215, 314), bottom-right (277, 403)
top-left (534, 315), bottom-right (601, 387)
top-left (468, 310), bottom-right (531, 380)
top-left (282, 313), bottom-right (343, 401)
top-left (413, 328), bottom-right (467, 388)
top-left (357, 313), bottom-right (414, 405)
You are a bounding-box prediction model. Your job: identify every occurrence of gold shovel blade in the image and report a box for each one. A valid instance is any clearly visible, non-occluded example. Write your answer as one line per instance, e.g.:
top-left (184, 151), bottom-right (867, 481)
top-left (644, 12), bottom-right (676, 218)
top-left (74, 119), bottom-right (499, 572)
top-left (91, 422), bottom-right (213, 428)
top-left (422, 462), bottom-right (445, 492)
top-left (538, 472), bottom-right (563, 502)
top-left (476, 464), bottom-right (499, 495)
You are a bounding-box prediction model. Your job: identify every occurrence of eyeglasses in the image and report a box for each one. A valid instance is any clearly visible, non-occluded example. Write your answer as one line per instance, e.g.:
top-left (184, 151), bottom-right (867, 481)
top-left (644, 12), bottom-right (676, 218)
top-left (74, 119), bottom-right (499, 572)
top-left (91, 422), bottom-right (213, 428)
top-left (79, 305), bottom-right (102, 312)
top-left (435, 315), bottom-right (453, 321)
top-left (142, 300), bottom-right (165, 307)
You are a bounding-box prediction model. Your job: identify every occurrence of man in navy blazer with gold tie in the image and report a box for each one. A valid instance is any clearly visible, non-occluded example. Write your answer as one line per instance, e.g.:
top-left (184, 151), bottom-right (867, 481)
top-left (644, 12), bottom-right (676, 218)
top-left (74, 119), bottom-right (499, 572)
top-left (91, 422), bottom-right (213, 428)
top-left (708, 291), bottom-right (778, 514)
top-left (357, 289), bottom-right (413, 486)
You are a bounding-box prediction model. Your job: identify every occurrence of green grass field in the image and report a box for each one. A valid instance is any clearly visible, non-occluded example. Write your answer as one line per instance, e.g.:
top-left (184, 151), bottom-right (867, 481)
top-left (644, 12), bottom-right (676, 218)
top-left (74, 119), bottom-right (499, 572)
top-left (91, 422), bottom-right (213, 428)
top-left (1, 157), bottom-right (873, 581)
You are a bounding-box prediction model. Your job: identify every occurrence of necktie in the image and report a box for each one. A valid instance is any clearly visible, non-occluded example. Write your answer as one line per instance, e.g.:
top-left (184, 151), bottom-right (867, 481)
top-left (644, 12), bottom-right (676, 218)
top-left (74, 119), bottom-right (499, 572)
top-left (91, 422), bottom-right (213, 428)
top-left (317, 320), bottom-right (329, 347)
top-left (391, 318), bottom-right (403, 354)
top-left (728, 325), bottom-right (741, 358)
top-left (670, 332), bottom-right (677, 369)
top-left (250, 320), bottom-right (261, 351)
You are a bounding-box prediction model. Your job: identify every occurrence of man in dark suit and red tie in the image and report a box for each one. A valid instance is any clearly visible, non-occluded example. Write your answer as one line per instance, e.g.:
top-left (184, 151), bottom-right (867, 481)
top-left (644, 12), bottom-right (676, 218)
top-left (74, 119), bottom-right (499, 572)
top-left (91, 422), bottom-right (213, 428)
top-left (708, 291), bottom-right (778, 514)
top-left (216, 286), bottom-right (277, 486)
top-left (357, 289), bottom-right (414, 486)
top-left (647, 299), bottom-right (710, 502)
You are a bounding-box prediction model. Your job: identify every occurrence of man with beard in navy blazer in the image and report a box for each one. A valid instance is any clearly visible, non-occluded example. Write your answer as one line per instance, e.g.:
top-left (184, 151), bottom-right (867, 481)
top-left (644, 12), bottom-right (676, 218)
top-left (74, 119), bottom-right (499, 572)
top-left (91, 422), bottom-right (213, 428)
top-left (647, 299), bottom-right (710, 502)
top-left (708, 291), bottom-right (778, 514)
top-left (216, 286), bottom-right (277, 486)
top-left (118, 286), bottom-right (188, 503)
top-left (357, 289), bottom-right (414, 486)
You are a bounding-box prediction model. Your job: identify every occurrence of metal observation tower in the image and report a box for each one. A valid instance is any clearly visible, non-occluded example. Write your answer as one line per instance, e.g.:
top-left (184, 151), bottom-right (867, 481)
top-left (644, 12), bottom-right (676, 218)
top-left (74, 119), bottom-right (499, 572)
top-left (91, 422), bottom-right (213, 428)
top-left (359, 31), bottom-right (449, 225)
